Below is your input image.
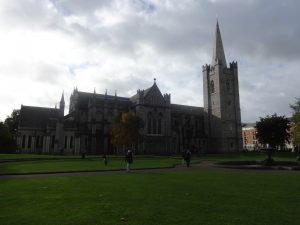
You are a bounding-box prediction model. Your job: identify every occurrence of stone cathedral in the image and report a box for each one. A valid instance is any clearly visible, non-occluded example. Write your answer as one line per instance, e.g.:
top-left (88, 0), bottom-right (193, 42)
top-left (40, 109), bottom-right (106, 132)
top-left (16, 22), bottom-right (242, 155)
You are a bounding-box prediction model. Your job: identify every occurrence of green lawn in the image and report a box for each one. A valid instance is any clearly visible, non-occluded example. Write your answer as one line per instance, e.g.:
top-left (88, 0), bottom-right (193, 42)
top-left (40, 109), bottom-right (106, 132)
top-left (0, 154), bottom-right (73, 159)
top-left (0, 157), bottom-right (180, 174)
top-left (0, 170), bottom-right (299, 225)
top-left (199, 152), bottom-right (297, 162)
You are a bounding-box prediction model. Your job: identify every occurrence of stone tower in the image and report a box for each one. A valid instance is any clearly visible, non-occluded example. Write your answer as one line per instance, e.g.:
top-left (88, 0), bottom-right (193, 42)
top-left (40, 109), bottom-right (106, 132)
top-left (203, 21), bottom-right (242, 152)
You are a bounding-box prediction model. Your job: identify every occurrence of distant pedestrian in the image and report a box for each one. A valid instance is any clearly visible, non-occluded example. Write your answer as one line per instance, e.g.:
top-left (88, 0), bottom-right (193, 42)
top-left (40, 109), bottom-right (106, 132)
top-left (184, 149), bottom-right (191, 167)
top-left (103, 154), bottom-right (108, 166)
top-left (125, 149), bottom-right (133, 172)
top-left (181, 152), bottom-right (185, 165)
top-left (295, 146), bottom-right (300, 163)
top-left (81, 150), bottom-right (86, 159)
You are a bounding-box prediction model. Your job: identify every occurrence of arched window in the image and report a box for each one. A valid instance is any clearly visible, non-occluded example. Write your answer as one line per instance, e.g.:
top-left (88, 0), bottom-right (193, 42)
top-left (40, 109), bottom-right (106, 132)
top-left (210, 80), bottom-right (215, 93)
top-left (147, 112), bottom-right (152, 134)
top-left (153, 118), bottom-right (157, 134)
top-left (226, 80), bottom-right (230, 92)
top-left (70, 136), bottom-right (74, 149)
top-left (158, 113), bottom-right (163, 134)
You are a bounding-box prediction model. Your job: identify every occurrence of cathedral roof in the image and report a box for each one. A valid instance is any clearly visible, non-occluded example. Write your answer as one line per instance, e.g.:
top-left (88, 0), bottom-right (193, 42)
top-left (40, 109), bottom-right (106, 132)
top-left (171, 104), bottom-right (203, 115)
top-left (19, 105), bottom-right (60, 128)
top-left (77, 91), bottom-right (130, 104)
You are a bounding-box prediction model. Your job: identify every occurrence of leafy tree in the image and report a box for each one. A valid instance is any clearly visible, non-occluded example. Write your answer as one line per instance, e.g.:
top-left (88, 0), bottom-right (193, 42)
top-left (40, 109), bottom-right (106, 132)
top-left (4, 109), bottom-right (20, 135)
top-left (111, 112), bottom-right (143, 152)
top-left (0, 122), bottom-right (16, 153)
top-left (290, 98), bottom-right (300, 147)
top-left (255, 114), bottom-right (290, 165)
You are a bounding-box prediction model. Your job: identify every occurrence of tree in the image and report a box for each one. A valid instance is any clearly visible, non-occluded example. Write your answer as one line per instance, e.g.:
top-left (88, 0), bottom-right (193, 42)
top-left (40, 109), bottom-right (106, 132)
top-left (255, 114), bottom-right (290, 165)
top-left (0, 122), bottom-right (16, 153)
top-left (4, 109), bottom-right (20, 135)
top-left (290, 98), bottom-right (300, 147)
top-left (111, 112), bottom-right (143, 153)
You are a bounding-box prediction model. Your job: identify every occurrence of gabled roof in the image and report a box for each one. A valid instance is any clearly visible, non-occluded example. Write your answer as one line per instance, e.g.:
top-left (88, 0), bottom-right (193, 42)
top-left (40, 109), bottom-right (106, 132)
top-left (130, 81), bottom-right (165, 104)
top-left (19, 105), bottom-right (60, 128)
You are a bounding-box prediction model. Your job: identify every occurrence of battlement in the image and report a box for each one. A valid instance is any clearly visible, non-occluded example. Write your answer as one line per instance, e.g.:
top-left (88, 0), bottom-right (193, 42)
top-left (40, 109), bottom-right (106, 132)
top-left (229, 61), bottom-right (238, 70)
top-left (163, 93), bottom-right (171, 104)
top-left (202, 64), bottom-right (211, 72)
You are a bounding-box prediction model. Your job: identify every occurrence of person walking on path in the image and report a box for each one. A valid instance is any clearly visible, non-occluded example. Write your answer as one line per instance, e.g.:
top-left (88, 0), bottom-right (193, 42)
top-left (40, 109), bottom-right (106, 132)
top-left (181, 152), bottom-right (186, 165)
top-left (125, 149), bottom-right (133, 172)
top-left (184, 149), bottom-right (191, 167)
top-left (295, 146), bottom-right (300, 163)
top-left (102, 154), bottom-right (108, 166)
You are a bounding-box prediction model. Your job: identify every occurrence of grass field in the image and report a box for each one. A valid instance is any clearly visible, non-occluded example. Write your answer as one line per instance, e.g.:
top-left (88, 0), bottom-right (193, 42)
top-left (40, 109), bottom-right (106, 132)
top-left (1, 170), bottom-right (300, 225)
top-left (0, 157), bottom-right (180, 174)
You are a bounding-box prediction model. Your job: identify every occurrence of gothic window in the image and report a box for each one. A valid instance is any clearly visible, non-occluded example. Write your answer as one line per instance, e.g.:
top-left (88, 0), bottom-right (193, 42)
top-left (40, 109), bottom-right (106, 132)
top-left (96, 111), bottom-right (103, 121)
top-left (70, 136), bottom-right (74, 149)
top-left (22, 135), bottom-right (25, 148)
top-left (85, 138), bottom-right (88, 147)
top-left (40, 136), bottom-right (43, 148)
top-left (210, 80), bottom-right (215, 93)
top-left (64, 136), bottom-right (68, 149)
top-left (147, 112), bottom-right (152, 134)
top-left (36, 136), bottom-right (39, 148)
top-left (51, 136), bottom-right (55, 149)
top-left (153, 118), bottom-right (157, 134)
top-left (158, 118), bottom-right (162, 134)
top-left (158, 113), bottom-right (163, 134)
top-left (27, 136), bottom-right (32, 148)
top-left (226, 80), bottom-right (230, 91)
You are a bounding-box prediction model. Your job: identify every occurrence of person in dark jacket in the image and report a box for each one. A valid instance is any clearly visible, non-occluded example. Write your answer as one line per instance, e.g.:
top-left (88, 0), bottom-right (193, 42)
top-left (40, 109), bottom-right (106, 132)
top-left (125, 149), bottom-right (133, 172)
top-left (102, 154), bottom-right (108, 166)
top-left (184, 149), bottom-right (191, 167)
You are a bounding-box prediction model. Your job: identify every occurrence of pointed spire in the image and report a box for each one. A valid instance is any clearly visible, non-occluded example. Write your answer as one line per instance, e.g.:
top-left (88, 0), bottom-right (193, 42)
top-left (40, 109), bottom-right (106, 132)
top-left (94, 88), bottom-right (96, 94)
top-left (115, 90), bottom-right (117, 97)
top-left (212, 20), bottom-right (227, 67)
top-left (60, 91), bottom-right (65, 103)
top-left (105, 89), bottom-right (107, 95)
top-left (154, 78), bottom-right (156, 84)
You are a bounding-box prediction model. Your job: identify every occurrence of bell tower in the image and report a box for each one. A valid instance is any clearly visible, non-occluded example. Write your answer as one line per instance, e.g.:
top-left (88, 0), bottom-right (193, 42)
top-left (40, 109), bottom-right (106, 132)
top-left (203, 21), bottom-right (242, 152)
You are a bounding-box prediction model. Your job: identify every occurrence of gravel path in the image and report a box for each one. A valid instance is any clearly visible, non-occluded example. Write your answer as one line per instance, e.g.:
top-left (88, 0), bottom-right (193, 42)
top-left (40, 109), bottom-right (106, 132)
top-left (0, 161), bottom-right (298, 180)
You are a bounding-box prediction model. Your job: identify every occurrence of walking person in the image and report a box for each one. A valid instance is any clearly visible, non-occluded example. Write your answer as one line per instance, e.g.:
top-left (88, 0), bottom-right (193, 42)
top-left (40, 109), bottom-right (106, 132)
top-left (102, 154), bottom-right (108, 166)
top-left (295, 146), bottom-right (300, 163)
top-left (125, 149), bottom-right (133, 172)
top-left (184, 149), bottom-right (191, 167)
top-left (181, 151), bottom-right (186, 165)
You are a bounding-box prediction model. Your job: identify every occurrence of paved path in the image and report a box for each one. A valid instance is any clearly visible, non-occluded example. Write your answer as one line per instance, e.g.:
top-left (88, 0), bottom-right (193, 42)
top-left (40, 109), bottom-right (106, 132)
top-left (0, 161), bottom-right (298, 180)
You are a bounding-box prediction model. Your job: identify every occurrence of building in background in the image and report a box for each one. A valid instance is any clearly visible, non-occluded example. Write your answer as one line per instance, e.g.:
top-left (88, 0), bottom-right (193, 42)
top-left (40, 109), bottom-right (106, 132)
top-left (242, 123), bottom-right (260, 151)
top-left (242, 122), bottom-right (294, 151)
top-left (16, 21), bottom-right (242, 155)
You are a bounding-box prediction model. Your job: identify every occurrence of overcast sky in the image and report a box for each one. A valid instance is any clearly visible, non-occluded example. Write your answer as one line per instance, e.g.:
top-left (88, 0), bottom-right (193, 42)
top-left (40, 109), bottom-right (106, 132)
top-left (0, 0), bottom-right (299, 123)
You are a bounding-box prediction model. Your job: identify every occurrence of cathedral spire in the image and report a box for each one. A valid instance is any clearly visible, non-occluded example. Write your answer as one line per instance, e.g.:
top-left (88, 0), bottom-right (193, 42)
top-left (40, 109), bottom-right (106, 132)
top-left (60, 91), bottom-right (65, 104)
top-left (212, 20), bottom-right (227, 67)
top-left (59, 91), bottom-right (65, 117)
